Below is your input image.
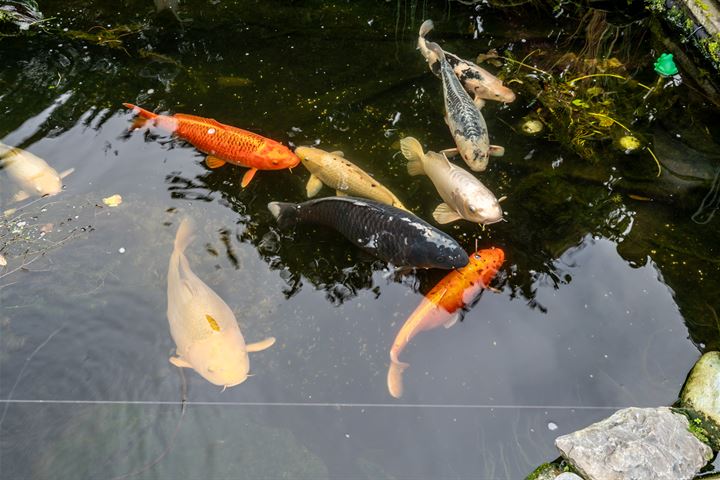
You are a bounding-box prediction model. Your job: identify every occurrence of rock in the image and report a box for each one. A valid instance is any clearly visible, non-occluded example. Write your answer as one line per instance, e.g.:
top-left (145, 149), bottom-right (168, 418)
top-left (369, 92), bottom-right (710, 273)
top-left (555, 474), bottom-right (584, 480)
top-left (681, 352), bottom-right (720, 429)
top-left (555, 407), bottom-right (712, 480)
top-left (525, 463), bottom-right (564, 480)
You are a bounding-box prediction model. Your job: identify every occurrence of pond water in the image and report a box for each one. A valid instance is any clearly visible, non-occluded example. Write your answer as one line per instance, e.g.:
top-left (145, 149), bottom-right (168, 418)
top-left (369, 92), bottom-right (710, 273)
top-left (1, 1), bottom-right (719, 479)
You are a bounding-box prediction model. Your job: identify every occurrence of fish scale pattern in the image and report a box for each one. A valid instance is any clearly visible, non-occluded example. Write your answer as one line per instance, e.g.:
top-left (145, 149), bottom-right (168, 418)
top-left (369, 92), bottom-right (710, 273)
top-left (177, 120), bottom-right (265, 159)
top-left (440, 59), bottom-right (486, 141)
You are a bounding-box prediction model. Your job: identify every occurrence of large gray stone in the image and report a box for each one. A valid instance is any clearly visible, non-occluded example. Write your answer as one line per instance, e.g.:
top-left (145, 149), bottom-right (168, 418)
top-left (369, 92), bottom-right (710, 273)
top-left (555, 407), bottom-right (712, 480)
top-left (681, 351), bottom-right (720, 429)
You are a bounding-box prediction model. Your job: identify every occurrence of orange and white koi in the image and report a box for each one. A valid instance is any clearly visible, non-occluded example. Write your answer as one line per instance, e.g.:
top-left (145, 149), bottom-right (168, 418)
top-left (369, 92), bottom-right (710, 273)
top-left (123, 103), bottom-right (299, 187)
top-left (387, 247), bottom-right (505, 398)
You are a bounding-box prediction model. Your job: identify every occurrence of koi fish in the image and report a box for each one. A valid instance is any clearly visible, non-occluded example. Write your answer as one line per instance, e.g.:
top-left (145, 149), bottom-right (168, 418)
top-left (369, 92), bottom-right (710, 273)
top-left (0, 141), bottom-right (73, 202)
top-left (400, 137), bottom-right (503, 225)
top-left (418, 20), bottom-right (516, 108)
top-left (167, 218), bottom-right (275, 388)
top-left (268, 196), bottom-right (469, 269)
top-left (123, 103), bottom-right (299, 187)
top-left (296, 146), bottom-right (408, 211)
top-left (427, 42), bottom-right (504, 172)
top-left (387, 247), bottom-right (504, 398)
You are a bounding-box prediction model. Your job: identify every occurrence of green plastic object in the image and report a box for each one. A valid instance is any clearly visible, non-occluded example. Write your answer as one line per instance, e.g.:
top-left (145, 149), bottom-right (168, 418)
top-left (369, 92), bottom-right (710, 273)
top-left (654, 53), bottom-right (678, 76)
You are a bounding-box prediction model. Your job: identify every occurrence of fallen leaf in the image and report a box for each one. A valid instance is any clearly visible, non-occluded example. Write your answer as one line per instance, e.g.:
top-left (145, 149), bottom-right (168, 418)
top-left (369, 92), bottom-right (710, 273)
top-left (0, 254), bottom-right (6, 267)
top-left (103, 194), bottom-right (123, 207)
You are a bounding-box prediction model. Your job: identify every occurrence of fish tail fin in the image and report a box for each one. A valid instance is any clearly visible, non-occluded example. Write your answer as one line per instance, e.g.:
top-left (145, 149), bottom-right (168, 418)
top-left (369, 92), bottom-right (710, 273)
top-left (426, 41), bottom-right (445, 61)
top-left (400, 137), bottom-right (426, 176)
top-left (267, 201), bottom-right (301, 229)
top-left (387, 359), bottom-right (410, 399)
top-left (419, 19), bottom-right (434, 38)
top-left (173, 217), bottom-right (195, 255)
top-left (123, 103), bottom-right (157, 130)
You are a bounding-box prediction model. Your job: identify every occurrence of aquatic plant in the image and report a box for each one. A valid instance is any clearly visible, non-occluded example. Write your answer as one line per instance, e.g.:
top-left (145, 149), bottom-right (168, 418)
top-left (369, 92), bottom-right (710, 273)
top-left (499, 48), bottom-right (662, 175)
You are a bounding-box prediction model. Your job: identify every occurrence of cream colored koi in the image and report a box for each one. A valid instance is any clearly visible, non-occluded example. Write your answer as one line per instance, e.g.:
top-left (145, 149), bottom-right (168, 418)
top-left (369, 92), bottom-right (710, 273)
top-left (167, 218), bottom-right (275, 389)
top-left (400, 137), bottom-right (503, 225)
top-left (295, 146), bottom-right (408, 211)
top-left (0, 142), bottom-right (73, 202)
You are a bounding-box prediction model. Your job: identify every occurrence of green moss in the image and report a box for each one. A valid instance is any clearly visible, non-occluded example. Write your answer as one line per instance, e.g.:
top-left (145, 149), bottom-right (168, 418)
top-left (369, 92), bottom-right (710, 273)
top-left (645, 0), bottom-right (666, 13)
top-left (695, 0), bottom-right (710, 11)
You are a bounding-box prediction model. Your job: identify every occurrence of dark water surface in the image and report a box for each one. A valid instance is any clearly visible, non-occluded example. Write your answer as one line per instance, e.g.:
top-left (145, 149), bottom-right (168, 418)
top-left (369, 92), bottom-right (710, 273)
top-left (1, 1), bottom-right (719, 479)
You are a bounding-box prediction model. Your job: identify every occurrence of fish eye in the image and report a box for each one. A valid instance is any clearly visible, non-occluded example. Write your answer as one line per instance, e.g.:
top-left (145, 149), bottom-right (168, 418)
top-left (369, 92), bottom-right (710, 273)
top-left (474, 253), bottom-right (481, 260)
top-left (272, 159), bottom-right (279, 165)
top-left (469, 206), bottom-right (477, 213)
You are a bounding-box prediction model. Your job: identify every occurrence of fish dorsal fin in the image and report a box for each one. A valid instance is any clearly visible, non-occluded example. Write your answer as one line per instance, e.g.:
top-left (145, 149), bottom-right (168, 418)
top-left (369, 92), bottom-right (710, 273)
top-left (306, 174), bottom-right (323, 197)
top-left (169, 356), bottom-right (193, 368)
top-left (174, 113), bottom-right (226, 129)
top-left (59, 168), bottom-right (75, 179)
top-left (247, 336), bottom-right (276, 353)
top-left (432, 203), bottom-right (462, 224)
top-left (241, 167), bottom-right (258, 188)
top-left (330, 151), bottom-right (344, 157)
top-left (206, 155), bottom-right (226, 169)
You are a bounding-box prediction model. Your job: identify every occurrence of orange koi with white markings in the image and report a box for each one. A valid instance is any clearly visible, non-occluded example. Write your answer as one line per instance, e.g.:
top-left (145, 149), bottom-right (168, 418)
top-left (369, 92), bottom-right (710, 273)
top-left (123, 103), bottom-right (299, 187)
top-left (387, 247), bottom-right (504, 398)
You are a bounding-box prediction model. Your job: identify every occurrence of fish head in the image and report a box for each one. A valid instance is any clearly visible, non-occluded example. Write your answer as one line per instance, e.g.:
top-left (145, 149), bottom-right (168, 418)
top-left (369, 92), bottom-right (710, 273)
top-left (32, 170), bottom-right (63, 196)
top-left (467, 247), bottom-right (505, 284)
top-left (465, 196), bottom-right (503, 225)
top-left (186, 336), bottom-right (251, 388)
top-left (263, 143), bottom-right (300, 170)
top-left (295, 146), bottom-right (327, 172)
top-left (410, 237), bottom-right (469, 270)
top-left (474, 83), bottom-right (516, 104)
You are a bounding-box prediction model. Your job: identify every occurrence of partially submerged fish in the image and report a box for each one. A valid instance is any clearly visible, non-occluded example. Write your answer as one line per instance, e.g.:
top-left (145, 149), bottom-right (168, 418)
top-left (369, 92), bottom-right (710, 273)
top-left (387, 247), bottom-right (505, 398)
top-left (400, 137), bottom-right (503, 225)
top-left (428, 42), bottom-right (504, 172)
top-left (418, 20), bottom-right (516, 107)
top-left (167, 218), bottom-right (276, 388)
top-left (268, 196), bottom-right (468, 269)
top-left (123, 103), bottom-right (300, 187)
top-left (295, 146), bottom-right (408, 211)
top-left (0, 141), bottom-right (73, 201)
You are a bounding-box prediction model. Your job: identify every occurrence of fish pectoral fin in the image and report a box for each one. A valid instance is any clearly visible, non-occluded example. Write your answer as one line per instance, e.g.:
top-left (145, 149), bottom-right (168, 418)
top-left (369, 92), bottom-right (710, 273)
top-left (489, 145), bottom-right (505, 157)
top-left (330, 150), bottom-right (344, 157)
top-left (241, 168), bottom-right (258, 188)
top-left (205, 155), bottom-right (227, 169)
top-left (59, 168), bottom-right (75, 180)
top-left (335, 189), bottom-right (348, 197)
top-left (129, 116), bottom-right (149, 131)
top-left (247, 336), bottom-right (276, 353)
top-left (169, 356), bottom-right (193, 368)
top-left (439, 148), bottom-right (459, 158)
top-left (443, 312), bottom-right (461, 329)
top-left (13, 190), bottom-right (30, 202)
top-left (432, 203), bottom-right (462, 224)
top-left (306, 174), bottom-right (323, 197)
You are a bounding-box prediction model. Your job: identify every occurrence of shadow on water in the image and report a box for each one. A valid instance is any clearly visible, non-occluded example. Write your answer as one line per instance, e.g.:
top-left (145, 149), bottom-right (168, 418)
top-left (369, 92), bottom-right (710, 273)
top-left (1, 0), bottom-right (720, 479)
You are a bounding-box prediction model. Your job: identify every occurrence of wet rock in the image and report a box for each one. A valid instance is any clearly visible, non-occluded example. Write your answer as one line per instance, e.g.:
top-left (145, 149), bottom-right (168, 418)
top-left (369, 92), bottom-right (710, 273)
top-left (555, 407), bottom-right (712, 480)
top-left (555, 473), bottom-right (583, 480)
top-left (681, 352), bottom-right (720, 428)
top-left (525, 463), bottom-right (563, 480)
